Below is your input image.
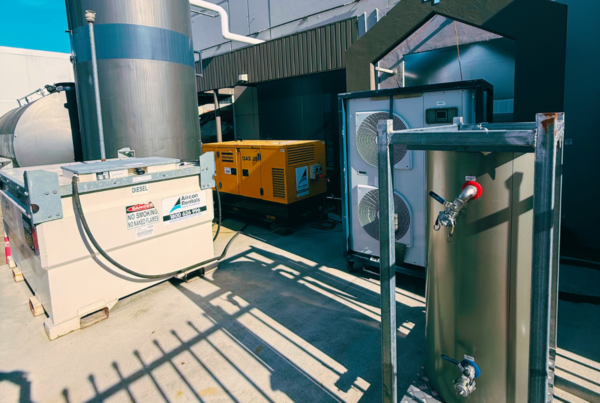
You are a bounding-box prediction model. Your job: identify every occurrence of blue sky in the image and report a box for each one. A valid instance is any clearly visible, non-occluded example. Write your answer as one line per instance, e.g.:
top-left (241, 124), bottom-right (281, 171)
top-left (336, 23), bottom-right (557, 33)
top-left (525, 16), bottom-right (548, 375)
top-left (0, 0), bottom-right (70, 53)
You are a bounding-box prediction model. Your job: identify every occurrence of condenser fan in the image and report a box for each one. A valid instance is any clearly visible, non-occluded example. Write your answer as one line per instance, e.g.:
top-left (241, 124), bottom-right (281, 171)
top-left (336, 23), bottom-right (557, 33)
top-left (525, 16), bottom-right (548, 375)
top-left (358, 188), bottom-right (410, 241)
top-left (356, 113), bottom-right (408, 167)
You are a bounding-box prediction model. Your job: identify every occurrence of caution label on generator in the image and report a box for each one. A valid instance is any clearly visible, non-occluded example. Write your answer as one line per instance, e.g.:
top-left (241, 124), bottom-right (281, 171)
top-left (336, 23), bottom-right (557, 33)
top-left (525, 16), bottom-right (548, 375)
top-left (162, 192), bottom-right (207, 226)
top-left (126, 202), bottom-right (160, 230)
top-left (296, 166), bottom-right (309, 197)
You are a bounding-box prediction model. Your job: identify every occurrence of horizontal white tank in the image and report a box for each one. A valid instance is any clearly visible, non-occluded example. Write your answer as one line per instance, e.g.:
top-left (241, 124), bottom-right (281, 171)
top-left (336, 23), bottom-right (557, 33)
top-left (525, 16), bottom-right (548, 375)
top-left (0, 86), bottom-right (80, 167)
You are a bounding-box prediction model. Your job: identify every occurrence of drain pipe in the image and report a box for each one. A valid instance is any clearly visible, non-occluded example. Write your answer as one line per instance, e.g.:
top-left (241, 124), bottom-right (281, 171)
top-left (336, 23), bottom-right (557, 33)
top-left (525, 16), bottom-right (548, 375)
top-left (189, 0), bottom-right (265, 45)
top-left (212, 91), bottom-right (223, 143)
top-left (85, 10), bottom-right (106, 161)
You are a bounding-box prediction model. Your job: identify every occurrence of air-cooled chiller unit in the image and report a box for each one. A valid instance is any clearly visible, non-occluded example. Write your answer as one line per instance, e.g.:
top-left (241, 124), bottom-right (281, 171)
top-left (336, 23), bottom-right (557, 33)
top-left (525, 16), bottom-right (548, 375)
top-left (339, 80), bottom-right (494, 276)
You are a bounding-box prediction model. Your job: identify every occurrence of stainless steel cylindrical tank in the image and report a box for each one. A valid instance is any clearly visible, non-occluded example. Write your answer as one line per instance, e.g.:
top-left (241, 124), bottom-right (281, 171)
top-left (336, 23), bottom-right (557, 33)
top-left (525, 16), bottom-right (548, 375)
top-left (0, 84), bottom-right (81, 167)
top-left (425, 151), bottom-right (535, 403)
top-left (65, 0), bottom-right (200, 160)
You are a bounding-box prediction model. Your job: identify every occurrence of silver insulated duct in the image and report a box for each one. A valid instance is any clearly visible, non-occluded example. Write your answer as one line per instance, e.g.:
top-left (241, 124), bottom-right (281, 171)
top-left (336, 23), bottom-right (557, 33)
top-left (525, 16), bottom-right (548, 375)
top-left (65, 0), bottom-right (200, 160)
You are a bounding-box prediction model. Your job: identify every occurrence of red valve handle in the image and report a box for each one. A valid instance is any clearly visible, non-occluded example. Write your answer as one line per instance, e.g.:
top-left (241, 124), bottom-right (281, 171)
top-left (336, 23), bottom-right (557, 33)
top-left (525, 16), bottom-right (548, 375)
top-left (462, 180), bottom-right (483, 200)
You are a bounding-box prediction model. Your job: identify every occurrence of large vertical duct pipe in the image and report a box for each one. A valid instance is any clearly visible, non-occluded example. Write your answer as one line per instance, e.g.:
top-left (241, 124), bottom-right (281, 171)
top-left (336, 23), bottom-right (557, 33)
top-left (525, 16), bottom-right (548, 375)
top-left (65, 0), bottom-right (200, 160)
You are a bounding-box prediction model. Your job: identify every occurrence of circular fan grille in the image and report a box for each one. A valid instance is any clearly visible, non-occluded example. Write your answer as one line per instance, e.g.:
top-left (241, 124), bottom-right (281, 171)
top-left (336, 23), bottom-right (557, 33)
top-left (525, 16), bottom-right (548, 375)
top-left (358, 189), bottom-right (411, 241)
top-left (357, 113), bottom-right (408, 167)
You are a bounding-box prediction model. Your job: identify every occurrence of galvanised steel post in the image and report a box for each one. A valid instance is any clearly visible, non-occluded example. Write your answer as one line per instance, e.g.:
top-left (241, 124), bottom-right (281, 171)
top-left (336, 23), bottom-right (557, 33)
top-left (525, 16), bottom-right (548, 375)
top-left (528, 113), bottom-right (564, 403)
top-left (85, 10), bottom-right (106, 161)
top-left (377, 119), bottom-right (397, 403)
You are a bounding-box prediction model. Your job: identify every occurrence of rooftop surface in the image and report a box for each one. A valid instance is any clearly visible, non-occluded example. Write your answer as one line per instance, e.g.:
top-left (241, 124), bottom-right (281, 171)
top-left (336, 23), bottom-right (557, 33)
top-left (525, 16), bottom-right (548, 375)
top-left (0, 219), bottom-right (598, 402)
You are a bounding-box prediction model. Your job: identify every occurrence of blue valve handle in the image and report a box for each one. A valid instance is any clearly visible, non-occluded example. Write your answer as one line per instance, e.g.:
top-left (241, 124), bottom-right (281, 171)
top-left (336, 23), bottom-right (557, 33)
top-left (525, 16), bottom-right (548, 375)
top-left (441, 355), bottom-right (481, 379)
top-left (441, 354), bottom-right (459, 366)
top-left (429, 191), bottom-right (447, 205)
top-left (461, 359), bottom-right (481, 379)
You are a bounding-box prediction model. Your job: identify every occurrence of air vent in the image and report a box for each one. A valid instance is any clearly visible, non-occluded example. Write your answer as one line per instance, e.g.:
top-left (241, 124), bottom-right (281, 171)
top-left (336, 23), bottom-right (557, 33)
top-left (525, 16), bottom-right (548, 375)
top-left (272, 168), bottom-right (286, 198)
top-left (221, 152), bottom-right (234, 163)
top-left (358, 189), bottom-right (410, 241)
top-left (287, 145), bottom-right (315, 166)
top-left (357, 113), bottom-right (407, 167)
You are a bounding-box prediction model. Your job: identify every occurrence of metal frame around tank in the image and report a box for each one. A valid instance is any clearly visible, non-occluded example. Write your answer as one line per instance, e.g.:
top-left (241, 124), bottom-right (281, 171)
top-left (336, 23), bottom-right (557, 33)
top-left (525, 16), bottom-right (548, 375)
top-left (337, 79), bottom-right (494, 278)
top-left (375, 113), bottom-right (564, 403)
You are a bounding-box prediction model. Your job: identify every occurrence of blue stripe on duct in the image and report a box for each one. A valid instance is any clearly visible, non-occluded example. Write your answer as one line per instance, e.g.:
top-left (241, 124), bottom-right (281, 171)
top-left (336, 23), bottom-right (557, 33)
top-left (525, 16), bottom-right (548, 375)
top-left (72, 24), bottom-right (194, 68)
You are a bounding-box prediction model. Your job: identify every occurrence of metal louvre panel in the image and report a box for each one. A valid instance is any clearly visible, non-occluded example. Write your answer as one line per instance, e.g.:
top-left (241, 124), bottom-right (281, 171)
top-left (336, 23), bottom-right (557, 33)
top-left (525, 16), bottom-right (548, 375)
top-left (196, 17), bottom-right (358, 92)
top-left (287, 145), bottom-right (315, 166)
top-left (272, 168), bottom-right (286, 198)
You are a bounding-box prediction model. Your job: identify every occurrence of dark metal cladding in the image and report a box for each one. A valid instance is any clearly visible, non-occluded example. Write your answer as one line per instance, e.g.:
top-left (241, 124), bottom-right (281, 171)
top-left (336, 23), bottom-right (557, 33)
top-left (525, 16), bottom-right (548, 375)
top-left (65, 0), bottom-right (200, 161)
top-left (196, 18), bottom-right (358, 92)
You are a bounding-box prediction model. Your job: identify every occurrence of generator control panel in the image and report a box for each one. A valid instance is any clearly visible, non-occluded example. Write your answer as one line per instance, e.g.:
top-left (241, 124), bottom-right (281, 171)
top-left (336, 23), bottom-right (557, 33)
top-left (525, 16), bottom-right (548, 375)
top-left (310, 164), bottom-right (323, 180)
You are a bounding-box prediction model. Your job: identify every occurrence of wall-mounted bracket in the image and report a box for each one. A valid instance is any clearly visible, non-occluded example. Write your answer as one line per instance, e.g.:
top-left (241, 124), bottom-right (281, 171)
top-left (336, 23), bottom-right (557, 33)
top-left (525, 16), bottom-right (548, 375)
top-left (199, 152), bottom-right (216, 190)
top-left (24, 170), bottom-right (63, 225)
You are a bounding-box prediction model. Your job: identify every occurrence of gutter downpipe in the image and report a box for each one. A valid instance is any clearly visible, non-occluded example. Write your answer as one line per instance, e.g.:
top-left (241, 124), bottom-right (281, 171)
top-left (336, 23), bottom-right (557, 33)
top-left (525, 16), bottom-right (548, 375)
top-left (213, 91), bottom-right (222, 143)
top-left (189, 0), bottom-right (265, 45)
top-left (85, 10), bottom-right (107, 161)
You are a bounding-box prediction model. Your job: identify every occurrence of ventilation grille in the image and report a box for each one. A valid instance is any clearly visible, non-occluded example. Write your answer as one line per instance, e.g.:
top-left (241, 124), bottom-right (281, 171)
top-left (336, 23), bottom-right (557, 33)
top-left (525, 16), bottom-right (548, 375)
top-left (358, 189), bottom-right (410, 241)
top-left (287, 145), bottom-right (315, 166)
top-left (272, 168), bottom-right (286, 198)
top-left (221, 152), bottom-right (234, 163)
top-left (356, 113), bottom-right (408, 167)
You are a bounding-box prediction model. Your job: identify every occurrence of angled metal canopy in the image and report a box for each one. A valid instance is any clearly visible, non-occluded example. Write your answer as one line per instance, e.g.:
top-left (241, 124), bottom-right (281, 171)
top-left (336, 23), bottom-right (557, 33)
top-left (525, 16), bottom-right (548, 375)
top-left (345, 0), bottom-right (567, 122)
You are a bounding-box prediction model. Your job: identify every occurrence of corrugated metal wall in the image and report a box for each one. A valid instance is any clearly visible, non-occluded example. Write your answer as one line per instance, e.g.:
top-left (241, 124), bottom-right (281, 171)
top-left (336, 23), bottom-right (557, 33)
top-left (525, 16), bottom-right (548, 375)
top-left (196, 18), bottom-right (358, 91)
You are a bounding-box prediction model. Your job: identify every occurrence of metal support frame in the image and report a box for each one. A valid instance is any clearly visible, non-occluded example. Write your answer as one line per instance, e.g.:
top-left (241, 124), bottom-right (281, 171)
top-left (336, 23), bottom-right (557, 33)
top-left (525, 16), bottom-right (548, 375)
top-left (376, 113), bottom-right (564, 403)
top-left (529, 114), bottom-right (564, 403)
top-left (377, 119), bottom-right (397, 403)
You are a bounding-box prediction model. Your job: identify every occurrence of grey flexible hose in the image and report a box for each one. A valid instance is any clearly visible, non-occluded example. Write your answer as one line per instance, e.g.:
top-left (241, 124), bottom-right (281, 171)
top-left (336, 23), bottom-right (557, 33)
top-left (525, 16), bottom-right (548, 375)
top-left (72, 176), bottom-right (238, 279)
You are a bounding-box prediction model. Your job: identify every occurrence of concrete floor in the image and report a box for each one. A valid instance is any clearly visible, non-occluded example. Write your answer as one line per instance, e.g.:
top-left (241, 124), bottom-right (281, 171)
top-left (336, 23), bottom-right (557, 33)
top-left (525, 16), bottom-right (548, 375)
top-left (0, 219), bottom-right (598, 403)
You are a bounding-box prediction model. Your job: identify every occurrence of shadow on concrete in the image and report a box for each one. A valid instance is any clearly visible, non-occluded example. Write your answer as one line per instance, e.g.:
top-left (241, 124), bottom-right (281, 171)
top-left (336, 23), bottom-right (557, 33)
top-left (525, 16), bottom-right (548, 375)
top-left (0, 371), bottom-right (32, 403)
top-left (70, 233), bottom-right (426, 402)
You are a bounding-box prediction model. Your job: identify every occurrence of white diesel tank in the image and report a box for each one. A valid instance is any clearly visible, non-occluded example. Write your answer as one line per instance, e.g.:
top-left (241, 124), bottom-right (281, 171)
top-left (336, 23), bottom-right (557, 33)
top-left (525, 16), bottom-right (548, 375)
top-left (0, 156), bottom-right (217, 340)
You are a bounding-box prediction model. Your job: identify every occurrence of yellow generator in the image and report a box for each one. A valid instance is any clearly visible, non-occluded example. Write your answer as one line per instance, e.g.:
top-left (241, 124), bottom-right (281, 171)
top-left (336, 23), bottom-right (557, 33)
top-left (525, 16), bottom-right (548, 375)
top-left (202, 140), bottom-right (326, 225)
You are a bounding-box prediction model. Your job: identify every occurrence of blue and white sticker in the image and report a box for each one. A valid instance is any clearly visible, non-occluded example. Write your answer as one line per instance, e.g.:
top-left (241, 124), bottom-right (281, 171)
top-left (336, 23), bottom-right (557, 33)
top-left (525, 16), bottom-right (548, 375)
top-left (296, 166), bottom-right (309, 197)
top-left (161, 192), bottom-right (207, 225)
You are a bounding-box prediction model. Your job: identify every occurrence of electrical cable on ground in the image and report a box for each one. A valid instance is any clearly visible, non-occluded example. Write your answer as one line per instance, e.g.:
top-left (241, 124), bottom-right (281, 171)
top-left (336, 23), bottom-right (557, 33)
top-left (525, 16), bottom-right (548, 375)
top-left (72, 176), bottom-right (239, 279)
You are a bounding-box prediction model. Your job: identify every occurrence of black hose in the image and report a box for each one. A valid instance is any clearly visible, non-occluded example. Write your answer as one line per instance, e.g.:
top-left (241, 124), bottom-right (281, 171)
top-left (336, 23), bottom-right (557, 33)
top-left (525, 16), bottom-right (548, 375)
top-left (72, 176), bottom-right (239, 279)
top-left (213, 185), bottom-right (221, 241)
